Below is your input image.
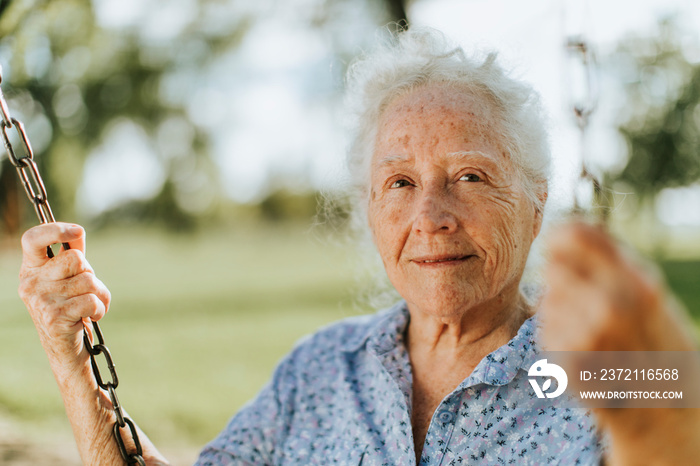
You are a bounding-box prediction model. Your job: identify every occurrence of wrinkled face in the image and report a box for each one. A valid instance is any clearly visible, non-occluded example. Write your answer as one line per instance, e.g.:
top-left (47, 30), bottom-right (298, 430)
top-left (368, 84), bottom-right (543, 319)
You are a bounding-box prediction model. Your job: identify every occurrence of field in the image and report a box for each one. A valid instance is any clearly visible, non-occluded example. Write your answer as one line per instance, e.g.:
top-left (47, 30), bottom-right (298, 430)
top-left (0, 225), bottom-right (374, 463)
top-left (0, 225), bottom-right (698, 464)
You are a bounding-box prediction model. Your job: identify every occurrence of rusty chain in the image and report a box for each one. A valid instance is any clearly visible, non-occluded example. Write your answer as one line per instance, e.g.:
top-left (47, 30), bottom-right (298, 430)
top-left (0, 67), bottom-right (145, 465)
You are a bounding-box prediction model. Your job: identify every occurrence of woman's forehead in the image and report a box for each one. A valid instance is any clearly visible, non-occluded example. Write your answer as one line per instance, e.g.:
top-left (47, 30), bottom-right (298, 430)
top-left (380, 83), bottom-right (497, 125)
top-left (374, 85), bottom-right (507, 164)
top-left (376, 86), bottom-right (502, 146)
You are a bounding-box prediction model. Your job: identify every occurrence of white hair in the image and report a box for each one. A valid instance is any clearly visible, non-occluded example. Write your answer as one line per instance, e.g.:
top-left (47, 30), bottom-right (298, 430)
top-left (343, 26), bottom-right (551, 233)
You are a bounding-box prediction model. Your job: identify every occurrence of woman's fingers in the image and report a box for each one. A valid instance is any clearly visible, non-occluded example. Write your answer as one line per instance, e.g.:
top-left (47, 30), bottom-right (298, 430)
top-left (541, 260), bottom-right (610, 350)
top-left (43, 249), bottom-right (94, 281)
top-left (21, 222), bottom-right (86, 268)
top-left (20, 247), bottom-right (95, 301)
top-left (18, 222), bottom-right (111, 361)
top-left (541, 221), bottom-right (695, 353)
top-left (547, 222), bottom-right (630, 292)
top-left (544, 226), bottom-right (700, 465)
top-left (541, 223), bottom-right (638, 349)
top-left (64, 293), bottom-right (108, 326)
top-left (24, 272), bottom-right (110, 326)
top-left (60, 272), bottom-right (111, 316)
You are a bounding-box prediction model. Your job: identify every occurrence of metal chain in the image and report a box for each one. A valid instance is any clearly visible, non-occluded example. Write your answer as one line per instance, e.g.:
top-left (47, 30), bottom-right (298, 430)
top-left (566, 36), bottom-right (606, 222)
top-left (0, 68), bottom-right (145, 465)
top-left (562, 0), bottom-right (607, 222)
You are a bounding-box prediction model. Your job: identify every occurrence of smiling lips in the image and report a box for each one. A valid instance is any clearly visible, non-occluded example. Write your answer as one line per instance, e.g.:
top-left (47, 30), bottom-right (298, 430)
top-left (412, 254), bottom-right (474, 264)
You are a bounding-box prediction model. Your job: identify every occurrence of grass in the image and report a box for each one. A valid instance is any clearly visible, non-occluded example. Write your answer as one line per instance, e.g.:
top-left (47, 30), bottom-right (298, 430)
top-left (658, 260), bottom-right (700, 321)
top-left (0, 224), bottom-right (698, 459)
top-left (0, 224), bottom-right (372, 456)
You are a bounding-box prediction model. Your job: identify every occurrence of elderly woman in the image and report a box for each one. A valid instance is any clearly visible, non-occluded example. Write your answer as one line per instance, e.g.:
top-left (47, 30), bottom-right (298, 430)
top-left (18, 28), bottom-right (699, 465)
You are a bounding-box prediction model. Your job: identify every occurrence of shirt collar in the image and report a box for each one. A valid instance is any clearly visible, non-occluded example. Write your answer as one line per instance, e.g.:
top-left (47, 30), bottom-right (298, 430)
top-left (461, 313), bottom-right (541, 387)
top-left (339, 300), bottom-right (541, 385)
top-left (339, 300), bottom-right (409, 354)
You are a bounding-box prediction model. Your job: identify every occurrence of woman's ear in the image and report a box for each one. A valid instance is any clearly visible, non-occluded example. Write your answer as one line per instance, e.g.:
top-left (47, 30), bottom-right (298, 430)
top-left (532, 185), bottom-right (548, 240)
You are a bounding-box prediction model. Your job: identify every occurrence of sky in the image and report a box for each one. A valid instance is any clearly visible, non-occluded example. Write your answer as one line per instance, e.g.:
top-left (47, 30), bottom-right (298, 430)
top-left (81, 0), bottom-right (700, 226)
top-left (409, 0), bottom-right (700, 225)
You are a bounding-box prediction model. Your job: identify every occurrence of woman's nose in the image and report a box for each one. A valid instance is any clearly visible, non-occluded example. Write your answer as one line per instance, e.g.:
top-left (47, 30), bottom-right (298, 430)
top-left (412, 189), bottom-right (458, 234)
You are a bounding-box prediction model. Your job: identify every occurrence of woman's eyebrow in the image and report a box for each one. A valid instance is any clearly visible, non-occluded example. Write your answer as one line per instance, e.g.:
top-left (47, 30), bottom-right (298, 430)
top-left (375, 154), bottom-right (411, 167)
top-left (375, 150), bottom-right (500, 168)
top-left (445, 150), bottom-right (498, 164)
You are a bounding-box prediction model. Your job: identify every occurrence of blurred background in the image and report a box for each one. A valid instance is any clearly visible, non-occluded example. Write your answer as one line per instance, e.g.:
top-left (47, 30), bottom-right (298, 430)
top-left (0, 0), bottom-right (699, 463)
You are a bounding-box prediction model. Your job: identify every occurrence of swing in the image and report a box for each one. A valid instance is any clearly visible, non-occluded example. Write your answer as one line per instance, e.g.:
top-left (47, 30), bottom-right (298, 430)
top-left (0, 67), bottom-right (146, 465)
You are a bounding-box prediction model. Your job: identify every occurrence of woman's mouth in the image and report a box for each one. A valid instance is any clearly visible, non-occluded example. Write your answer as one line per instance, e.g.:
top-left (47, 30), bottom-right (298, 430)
top-left (412, 254), bottom-right (474, 265)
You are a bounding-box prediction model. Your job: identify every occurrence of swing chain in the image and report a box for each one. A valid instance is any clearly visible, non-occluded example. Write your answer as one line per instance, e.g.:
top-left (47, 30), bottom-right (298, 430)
top-left (0, 70), bottom-right (145, 465)
top-left (566, 38), bottom-right (597, 130)
top-left (565, 36), bottom-right (606, 221)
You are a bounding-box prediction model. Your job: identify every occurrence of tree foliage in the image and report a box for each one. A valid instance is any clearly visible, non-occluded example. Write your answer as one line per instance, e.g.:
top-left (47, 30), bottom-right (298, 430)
top-left (613, 19), bottom-right (700, 204)
top-left (0, 0), bottom-right (251, 232)
top-left (0, 0), bottom-right (409, 235)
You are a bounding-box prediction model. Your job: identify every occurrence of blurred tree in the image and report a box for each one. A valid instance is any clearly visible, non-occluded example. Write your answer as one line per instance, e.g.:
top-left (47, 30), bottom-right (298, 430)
top-left (259, 189), bottom-right (319, 222)
top-left (0, 0), bottom-right (411, 237)
top-left (0, 0), bottom-right (251, 234)
top-left (611, 18), bottom-right (700, 210)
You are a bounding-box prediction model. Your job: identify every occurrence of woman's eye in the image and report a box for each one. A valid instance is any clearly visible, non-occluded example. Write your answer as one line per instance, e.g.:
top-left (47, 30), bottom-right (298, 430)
top-left (390, 179), bottom-right (412, 188)
top-left (460, 173), bottom-right (481, 182)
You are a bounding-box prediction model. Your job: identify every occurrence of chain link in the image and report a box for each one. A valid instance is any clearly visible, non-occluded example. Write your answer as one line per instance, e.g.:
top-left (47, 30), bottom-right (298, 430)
top-left (0, 68), bottom-right (145, 465)
top-left (566, 38), bottom-right (597, 131)
top-left (565, 36), bottom-right (606, 222)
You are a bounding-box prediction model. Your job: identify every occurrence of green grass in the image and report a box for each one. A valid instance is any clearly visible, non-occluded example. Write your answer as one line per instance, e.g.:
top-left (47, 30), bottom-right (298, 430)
top-left (1, 225), bottom-right (699, 457)
top-left (659, 260), bottom-right (700, 320)
top-left (0, 224), bottom-right (372, 452)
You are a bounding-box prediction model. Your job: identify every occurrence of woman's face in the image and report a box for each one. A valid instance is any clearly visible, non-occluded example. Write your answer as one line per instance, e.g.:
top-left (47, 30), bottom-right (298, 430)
top-left (368, 84), bottom-right (543, 319)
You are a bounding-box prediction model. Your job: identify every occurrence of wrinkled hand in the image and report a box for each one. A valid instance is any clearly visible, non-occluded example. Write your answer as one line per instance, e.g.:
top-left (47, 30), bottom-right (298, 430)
top-left (540, 221), bottom-right (696, 353)
top-left (540, 221), bottom-right (700, 465)
top-left (18, 222), bottom-right (111, 375)
top-left (18, 223), bottom-right (168, 465)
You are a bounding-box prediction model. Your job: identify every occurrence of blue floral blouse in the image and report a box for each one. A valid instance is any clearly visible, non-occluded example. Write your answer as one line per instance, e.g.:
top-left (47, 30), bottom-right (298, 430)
top-left (196, 301), bottom-right (603, 465)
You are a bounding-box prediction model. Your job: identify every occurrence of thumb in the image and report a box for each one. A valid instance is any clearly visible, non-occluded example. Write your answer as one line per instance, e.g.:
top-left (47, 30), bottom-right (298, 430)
top-left (21, 223), bottom-right (86, 268)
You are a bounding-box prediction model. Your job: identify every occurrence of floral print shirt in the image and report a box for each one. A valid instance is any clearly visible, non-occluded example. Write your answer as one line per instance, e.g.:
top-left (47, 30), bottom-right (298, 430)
top-left (196, 301), bottom-right (602, 465)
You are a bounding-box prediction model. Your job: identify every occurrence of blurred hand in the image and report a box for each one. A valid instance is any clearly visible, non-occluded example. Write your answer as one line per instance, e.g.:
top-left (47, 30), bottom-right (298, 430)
top-left (18, 222), bottom-right (111, 376)
top-left (540, 221), bottom-right (696, 354)
top-left (539, 221), bottom-right (700, 465)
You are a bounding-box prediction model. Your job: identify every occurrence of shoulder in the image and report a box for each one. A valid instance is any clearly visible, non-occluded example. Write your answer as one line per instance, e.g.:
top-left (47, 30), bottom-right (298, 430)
top-left (259, 304), bottom-right (404, 431)
top-left (285, 303), bottom-right (401, 363)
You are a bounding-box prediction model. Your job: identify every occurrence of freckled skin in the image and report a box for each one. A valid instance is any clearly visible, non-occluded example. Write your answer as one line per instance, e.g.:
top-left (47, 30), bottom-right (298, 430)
top-left (368, 84), bottom-right (546, 460)
top-left (368, 84), bottom-right (542, 321)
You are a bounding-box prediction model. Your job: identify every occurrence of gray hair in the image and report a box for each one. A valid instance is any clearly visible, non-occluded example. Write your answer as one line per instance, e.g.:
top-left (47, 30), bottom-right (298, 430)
top-left (343, 26), bottom-right (551, 234)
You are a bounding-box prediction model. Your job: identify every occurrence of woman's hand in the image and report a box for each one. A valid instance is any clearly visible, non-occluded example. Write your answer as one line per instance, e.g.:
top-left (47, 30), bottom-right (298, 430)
top-left (18, 222), bottom-right (110, 378)
top-left (540, 221), bottom-right (700, 465)
top-left (18, 222), bottom-right (168, 465)
top-left (540, 221), bottom-right (696, 353)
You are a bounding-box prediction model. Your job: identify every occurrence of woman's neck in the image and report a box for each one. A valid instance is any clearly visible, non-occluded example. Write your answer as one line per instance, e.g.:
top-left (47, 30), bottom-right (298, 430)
top-left (406, 289), bottom-right (533, 462)
top-left (406, 289), bottom-right (531, 359)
